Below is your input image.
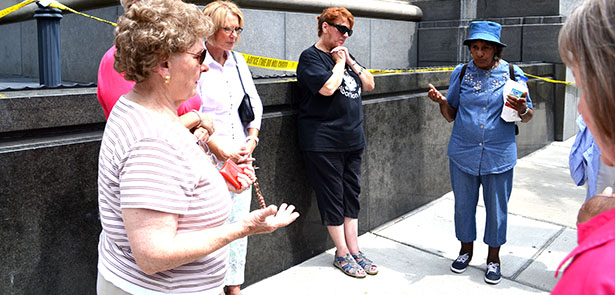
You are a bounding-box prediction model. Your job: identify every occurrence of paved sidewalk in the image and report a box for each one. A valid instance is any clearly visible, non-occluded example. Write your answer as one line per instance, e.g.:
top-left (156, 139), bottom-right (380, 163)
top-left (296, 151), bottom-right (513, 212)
top-left (244, 138), bottom-right (585, 295)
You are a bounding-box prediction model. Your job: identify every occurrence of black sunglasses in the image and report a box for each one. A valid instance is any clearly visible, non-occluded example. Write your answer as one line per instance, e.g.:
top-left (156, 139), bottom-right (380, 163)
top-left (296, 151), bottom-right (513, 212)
top-left (326, 22), bottom-right (353, 37)
top-left (185, 48), bottom-right (207, 64)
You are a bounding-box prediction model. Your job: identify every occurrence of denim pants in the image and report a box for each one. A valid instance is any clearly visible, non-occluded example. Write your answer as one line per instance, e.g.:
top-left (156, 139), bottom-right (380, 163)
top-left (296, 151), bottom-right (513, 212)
top-left (450, 161), bottom-right (513, 247)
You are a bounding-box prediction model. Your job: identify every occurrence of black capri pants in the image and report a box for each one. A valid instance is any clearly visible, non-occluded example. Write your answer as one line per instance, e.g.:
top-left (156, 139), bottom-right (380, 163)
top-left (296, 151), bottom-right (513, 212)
top-left (302, 148), bottom-right (363, 226)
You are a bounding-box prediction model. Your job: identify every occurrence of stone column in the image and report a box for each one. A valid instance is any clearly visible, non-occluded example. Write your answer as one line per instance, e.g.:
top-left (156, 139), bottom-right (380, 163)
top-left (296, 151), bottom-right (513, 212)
top-left (34, 6), bottom-right (63, 87)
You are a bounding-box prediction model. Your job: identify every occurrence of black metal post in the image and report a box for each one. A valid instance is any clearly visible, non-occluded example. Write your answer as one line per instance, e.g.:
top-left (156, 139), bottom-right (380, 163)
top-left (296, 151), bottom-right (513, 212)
top-left (34, 6), bottom-right (63, 87)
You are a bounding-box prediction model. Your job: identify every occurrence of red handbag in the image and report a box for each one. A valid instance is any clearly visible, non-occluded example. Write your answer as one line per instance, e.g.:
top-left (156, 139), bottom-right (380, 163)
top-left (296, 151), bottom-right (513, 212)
top-left (219, 159), bottom-right (242, 189)
top-left (219, 159), bottom-right (267, 209)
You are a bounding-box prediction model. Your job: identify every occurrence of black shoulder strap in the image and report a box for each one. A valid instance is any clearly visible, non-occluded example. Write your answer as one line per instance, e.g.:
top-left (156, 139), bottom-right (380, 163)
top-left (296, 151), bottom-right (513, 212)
top-left (459, 64), bottom-right (468, 83)
top-left (509, 63), bottom-right (515, 81)
top-left (231, 51), bottom-right (247, 95)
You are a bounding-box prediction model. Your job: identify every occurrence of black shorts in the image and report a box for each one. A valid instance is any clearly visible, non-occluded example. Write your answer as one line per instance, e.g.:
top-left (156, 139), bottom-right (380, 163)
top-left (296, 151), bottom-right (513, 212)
top-left (302, 149), bottom-right (363, 226)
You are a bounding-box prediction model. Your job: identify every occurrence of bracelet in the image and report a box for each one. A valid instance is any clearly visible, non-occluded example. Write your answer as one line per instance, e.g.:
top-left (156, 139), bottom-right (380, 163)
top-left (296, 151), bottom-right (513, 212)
top-left (245, 135), bottom-right (259, 146)
top-left (519, 107), bottom-right (530, 116)
top-left (190, 110), bottom-right (202, 128)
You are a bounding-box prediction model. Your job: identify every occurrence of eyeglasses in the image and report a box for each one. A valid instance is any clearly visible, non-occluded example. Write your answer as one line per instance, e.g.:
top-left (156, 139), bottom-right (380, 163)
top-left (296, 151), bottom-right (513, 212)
top-left (326, 22), bottom-right (353, 37)
top-left (185, 48), bottom-right (207, 64)
top-left (221, 26), bottom-right (243, 35)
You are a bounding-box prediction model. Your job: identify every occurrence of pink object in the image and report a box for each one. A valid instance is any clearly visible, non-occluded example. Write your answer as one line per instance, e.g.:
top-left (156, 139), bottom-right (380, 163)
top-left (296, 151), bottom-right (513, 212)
top-left (96, 46), bottom-right (201, 119)
top-left (552, 209), bottom-right (615, 295)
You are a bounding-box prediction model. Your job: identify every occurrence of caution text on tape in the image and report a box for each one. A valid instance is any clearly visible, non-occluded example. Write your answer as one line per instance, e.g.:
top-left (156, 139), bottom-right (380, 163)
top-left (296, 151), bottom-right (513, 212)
top-left (239, 52), bottom-right (297, 71)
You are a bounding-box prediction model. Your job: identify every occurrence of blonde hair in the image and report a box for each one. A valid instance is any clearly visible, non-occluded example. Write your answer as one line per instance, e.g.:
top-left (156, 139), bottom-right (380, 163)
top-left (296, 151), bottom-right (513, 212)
top-left (559, 0), bottom-right (615, 144)
top-left (202, 1), bottom-right (244, 43)
top-left (317, 7), bottom-right (354, 37)
top-left (114, 0), bottom-right (214, 83)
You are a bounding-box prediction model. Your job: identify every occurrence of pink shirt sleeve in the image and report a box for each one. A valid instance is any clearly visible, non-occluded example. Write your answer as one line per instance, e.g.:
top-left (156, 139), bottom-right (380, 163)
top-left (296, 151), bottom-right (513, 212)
top-left (177, 94), bottom-right (202, 116)
top-left (96, 46), bottom-right (136, 119)
top-left (98, 46), bottom-right (202, 119)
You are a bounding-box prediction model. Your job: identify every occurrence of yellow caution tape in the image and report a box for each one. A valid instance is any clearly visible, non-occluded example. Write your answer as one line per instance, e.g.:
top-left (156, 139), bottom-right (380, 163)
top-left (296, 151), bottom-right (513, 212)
top-left (239, 52), bottom-right (298, 71)
top-left (238, 52), bottom-right (459, 75)
top-left (240, 53), bottom-right (571, 85)
top-left (0, 0), bottom-right (35, 19)
top-left (368, 67), bottom-right (456, 74)
top-left (524, 73), bottom-right (574, 85)
top-left (49, 1), bottom-right (117, 26)
top-left (368, 68), bottom-right (573, 86)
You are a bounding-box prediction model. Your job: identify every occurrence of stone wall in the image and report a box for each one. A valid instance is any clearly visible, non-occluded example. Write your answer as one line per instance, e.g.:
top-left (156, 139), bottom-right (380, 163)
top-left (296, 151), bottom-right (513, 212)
top-left (0, 5), bottom-right (418, 83)
top-left (0, 63), bottom-right (558, 294)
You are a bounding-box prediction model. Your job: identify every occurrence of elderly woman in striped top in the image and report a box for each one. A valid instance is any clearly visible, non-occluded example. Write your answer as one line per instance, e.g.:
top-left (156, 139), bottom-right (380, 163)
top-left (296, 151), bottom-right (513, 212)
top-left (96, 0), bottom-right (299, 294)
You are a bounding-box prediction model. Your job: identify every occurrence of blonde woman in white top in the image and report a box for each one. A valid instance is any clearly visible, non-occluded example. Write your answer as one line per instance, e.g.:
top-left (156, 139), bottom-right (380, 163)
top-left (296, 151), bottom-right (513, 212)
top-left (196, 1), bottom-right (263, 294)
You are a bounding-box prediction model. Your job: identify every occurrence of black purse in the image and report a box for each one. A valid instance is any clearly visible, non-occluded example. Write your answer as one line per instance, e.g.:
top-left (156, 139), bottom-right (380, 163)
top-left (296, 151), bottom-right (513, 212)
top-left (232, 51), bottom-right (255, 124)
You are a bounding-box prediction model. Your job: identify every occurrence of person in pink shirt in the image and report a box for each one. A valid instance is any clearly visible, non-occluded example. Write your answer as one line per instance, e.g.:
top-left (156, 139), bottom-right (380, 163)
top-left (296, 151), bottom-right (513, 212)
top-left (97, 0), bottom-right (213, 140)
top-left (553, 0), bottom-right (615, 293)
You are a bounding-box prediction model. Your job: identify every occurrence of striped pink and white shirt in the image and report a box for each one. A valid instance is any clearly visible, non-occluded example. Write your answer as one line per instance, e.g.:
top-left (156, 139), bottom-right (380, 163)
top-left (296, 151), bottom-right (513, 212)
top-left (97, 97), bottom-right (232, 294)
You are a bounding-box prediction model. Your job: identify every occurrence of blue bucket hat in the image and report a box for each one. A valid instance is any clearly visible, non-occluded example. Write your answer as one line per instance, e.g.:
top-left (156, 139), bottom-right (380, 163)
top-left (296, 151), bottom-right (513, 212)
top-left (463, 21), bottom-right (507, 47)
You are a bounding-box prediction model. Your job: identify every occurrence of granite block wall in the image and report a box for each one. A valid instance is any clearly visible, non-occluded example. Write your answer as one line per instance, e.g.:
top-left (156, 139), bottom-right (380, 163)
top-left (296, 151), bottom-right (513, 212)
top-left (0, 141), bottom-right (102, 295)
top-left (476, 0), bottom-right (560, 18)
top-left (521, 23), bottom-right (564, 63)
top-left (411, 0), bottom-right (461, 21)
top-left (414, 0), bottom-right (582, 67)
top-left (417, 17), bottom-right (565, 67)
top-left (0, 64), bottom-right (556, 294)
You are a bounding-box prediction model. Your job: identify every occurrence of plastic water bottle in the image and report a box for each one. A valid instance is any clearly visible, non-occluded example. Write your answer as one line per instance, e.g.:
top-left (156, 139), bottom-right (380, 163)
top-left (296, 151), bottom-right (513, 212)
top-left (501, 76), bottom-right (528, 122)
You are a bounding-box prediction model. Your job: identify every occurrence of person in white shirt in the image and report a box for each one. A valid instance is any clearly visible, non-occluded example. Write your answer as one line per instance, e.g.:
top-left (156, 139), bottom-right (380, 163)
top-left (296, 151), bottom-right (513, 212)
top-left (196, 1), bottom-right (263, 294)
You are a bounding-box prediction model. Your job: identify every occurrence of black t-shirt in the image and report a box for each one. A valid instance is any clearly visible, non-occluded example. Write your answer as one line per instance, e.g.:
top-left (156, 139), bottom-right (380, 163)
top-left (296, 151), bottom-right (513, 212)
top-left (296, 45), bottom-right (365, 152)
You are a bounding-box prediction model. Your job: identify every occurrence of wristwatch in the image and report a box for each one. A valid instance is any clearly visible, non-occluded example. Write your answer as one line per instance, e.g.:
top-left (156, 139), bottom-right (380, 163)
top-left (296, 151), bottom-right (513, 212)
top-left (352, 62), bottom-right (363, 75)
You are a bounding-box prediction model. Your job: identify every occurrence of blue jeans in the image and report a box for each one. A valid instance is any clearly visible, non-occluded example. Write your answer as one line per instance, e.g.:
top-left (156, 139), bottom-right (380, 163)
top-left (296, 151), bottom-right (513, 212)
top-left (450, 161), bottom-right (513, 247)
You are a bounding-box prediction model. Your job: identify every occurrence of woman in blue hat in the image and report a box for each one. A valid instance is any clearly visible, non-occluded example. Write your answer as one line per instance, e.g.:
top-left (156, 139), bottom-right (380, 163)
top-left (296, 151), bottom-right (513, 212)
top-left (427, 20), bottom-right (533, 285)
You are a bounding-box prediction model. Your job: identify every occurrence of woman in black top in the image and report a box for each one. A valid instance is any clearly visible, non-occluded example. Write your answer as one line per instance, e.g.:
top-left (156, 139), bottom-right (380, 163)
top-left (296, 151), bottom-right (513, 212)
top-left (296, 6), bottom-right (376, 279)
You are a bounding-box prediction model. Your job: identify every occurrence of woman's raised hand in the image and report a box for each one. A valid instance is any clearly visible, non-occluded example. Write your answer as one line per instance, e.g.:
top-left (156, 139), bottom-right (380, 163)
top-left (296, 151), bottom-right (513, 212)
top-left (242, 203), bottom-right (300, 235)
top-left (428, 83), bottom-right (447, 105)
top-left (330, 46), bottom-right (348, 64)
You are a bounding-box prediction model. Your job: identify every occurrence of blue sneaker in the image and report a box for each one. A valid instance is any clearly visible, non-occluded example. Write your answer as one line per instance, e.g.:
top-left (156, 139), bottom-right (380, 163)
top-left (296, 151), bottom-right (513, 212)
top-left (484, 262), bottom-right (502, 284)
top-left (450, 253), bottom-right (471, 273)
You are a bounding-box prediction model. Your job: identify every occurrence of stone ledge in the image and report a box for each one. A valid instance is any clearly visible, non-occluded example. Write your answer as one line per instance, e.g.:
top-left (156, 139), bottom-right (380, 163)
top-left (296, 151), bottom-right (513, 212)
top-left (0, 63), bottom-right (556, 133)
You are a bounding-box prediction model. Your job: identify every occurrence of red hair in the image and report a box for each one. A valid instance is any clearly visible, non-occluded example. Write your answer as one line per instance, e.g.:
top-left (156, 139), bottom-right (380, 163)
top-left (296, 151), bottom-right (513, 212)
top-left (317, 7), bottom-right (354, 37)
